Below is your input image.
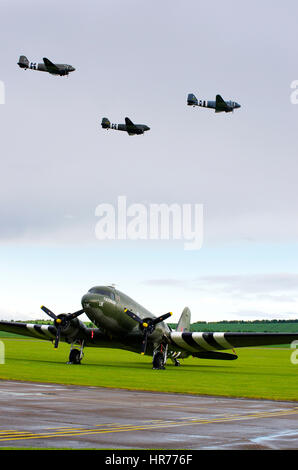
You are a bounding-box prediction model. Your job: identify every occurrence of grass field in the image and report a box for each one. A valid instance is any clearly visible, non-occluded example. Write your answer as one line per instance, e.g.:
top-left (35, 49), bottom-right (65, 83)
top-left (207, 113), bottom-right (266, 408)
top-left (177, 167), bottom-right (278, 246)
top-left (0, 336), bottom-right (297, 401)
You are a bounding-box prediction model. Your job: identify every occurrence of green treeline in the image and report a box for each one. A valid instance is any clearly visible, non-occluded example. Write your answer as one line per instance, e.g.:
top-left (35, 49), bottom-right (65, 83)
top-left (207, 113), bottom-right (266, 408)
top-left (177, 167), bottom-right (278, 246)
top-left (169, 319), bottom-right (298, 333)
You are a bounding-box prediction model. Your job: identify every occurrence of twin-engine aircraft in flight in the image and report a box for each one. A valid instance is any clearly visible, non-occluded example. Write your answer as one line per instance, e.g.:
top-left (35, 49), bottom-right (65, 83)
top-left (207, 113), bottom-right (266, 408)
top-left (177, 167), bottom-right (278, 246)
top-left (101, 117), bottom-right (150, 135)
top-left (187, 93), bottom-right (241, 113)
top-left (17, 55), bottom-right (75, 76)
top-left (0, 285), bottom-right (297, 370)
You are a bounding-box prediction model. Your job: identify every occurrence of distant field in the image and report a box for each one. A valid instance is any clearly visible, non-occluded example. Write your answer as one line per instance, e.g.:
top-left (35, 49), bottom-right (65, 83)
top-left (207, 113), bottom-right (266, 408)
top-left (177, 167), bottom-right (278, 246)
top-left (189, 322), bottom-right (298, 333)
top-left (0, 336), bottom-right (297, 401)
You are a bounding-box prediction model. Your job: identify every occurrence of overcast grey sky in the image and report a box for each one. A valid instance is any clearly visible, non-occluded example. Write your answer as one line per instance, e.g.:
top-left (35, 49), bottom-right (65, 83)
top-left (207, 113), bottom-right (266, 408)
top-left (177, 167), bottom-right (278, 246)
top-left (1, 0), bottom-right (298, 322)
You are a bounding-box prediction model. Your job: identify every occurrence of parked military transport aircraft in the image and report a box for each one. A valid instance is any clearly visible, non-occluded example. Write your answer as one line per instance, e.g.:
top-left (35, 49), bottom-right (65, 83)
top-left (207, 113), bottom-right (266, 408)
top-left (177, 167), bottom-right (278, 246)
top-left (0, 286), bottom-right (297, 370)
top-left (187, 93), bottom-right (241, 113)
top-left (17, 55), bottom-right (75, 76)
top-left (101, 117), bottom-right (150, 135)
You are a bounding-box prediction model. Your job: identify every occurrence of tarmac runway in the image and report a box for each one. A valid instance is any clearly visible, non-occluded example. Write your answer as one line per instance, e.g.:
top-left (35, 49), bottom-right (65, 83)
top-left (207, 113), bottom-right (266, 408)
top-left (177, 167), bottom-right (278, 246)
top-left (0, 380), bottom-right (297, 450)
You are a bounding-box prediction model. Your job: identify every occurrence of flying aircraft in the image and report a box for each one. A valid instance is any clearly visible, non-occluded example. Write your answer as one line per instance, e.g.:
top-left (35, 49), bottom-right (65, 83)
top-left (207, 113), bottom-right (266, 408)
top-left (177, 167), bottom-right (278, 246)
top-left (17, 55), bottom-right (75, 76)
top-left (187, 93), bottom-right (241, 113)
top-left (0, 285), bottom-right (297, 370)
top-left (101, 117), bottom-right (150, 135)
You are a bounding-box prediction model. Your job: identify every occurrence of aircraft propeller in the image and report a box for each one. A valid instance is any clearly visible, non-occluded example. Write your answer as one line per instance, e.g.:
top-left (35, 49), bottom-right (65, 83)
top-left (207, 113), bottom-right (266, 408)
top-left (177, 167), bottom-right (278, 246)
top-left (40, 305), bottom-right (84, 348)
top-left (124, 308), bottom-right (172, 355)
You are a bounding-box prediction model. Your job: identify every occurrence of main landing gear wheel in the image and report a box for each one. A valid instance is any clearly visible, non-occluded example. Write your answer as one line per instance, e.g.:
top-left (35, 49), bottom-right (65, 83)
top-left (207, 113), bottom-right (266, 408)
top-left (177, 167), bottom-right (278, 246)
top-left (152, 351), bottom-right (165, 370)
top-left (68, 348), bottom-right (81, 365)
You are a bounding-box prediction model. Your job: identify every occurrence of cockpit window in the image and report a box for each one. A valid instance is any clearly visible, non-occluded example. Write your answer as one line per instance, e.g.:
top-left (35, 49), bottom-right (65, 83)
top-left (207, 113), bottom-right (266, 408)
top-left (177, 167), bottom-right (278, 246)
top-left (88, 287), bottom-right (115, 300)
top-left (89, 287), bottom-right (107, 295)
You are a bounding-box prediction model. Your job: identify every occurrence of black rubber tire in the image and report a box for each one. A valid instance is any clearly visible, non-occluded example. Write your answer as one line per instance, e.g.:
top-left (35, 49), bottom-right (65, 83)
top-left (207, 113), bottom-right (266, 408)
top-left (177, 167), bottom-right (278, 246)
top-left (69, 349), bottom-right (81, 364)
top-left (153, 352), bottom-right (165, 370)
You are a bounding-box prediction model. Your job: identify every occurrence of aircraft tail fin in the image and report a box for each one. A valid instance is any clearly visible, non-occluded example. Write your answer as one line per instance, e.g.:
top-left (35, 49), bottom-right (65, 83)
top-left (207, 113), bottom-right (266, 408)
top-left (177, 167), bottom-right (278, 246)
top-left (18, 55), bottom-right (29, 69)
top-left (176, 307), bottom-right (191, 332)
top-left (187, 93), bottom-right (198, 106)
top-left (101, 117), bottom-right (111, 129)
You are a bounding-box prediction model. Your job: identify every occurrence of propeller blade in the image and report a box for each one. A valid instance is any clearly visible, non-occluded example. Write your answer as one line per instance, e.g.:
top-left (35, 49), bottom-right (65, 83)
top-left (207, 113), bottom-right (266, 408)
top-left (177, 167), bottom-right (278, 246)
top-left (68, 309), bottom-right (85, 321)
top-left (40, 305), bottom-right (57, 320)
top-left (54, 326), bottom-right (61, 349)
top-left (124, 308), bottom-right (143, 324)
top-left (152, 312), bottom-right (173, 325)
top-left (41, 306), bottom-right (84, 350)
top-left (141, 330), bottom-right (149, 355)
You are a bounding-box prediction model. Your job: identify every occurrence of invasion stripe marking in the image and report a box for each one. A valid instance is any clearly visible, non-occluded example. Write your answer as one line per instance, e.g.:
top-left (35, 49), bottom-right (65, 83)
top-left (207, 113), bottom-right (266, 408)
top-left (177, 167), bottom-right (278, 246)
top-left (213, 333), bottom-right (234, 350)
top-left (202, 332), bottom-right (223, 350)
top-left (40, 325), bottom-right (56, 339)
top-left (182, 333), bottom-right (205, 351)
top-left (34, 325), bottom-right (48, 336)
top-left (192, 333), bottom-right (215, 351)
top-left (171, 332), bottom-right (230, 352)
top-left (25, 324), bottom-right (56, 340)
top-left (170, 332), bottom-right (198, 352)
top-left (26, 325), bottom-right (47, 338)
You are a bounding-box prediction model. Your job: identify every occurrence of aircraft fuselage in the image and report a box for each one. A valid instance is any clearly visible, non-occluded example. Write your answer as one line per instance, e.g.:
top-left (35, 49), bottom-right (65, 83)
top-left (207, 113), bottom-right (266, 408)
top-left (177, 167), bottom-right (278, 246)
top-left (18, 57), bottom-right (75, 75)
top-left (109, 123), bottom-right (149, 134)
top-left (193, 99), bottom-right (240, 111)
top-left (187, 93), bottom-right (241, 113)
top-left (81, 286), bottom-right (171, 352)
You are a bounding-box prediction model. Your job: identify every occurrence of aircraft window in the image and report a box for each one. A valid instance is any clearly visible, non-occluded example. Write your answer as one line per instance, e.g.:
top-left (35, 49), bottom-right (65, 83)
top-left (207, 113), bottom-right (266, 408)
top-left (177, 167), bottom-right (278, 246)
top-left (88, 287), bottom-right (116, 300)
top-left (89, 287), bottom-right (109, 295)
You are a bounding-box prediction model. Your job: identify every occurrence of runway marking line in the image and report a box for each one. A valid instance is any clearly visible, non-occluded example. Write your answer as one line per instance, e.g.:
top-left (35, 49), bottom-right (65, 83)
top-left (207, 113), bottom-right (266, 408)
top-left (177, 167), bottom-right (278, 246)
top-left (0, 408), bottom-right (298, 443)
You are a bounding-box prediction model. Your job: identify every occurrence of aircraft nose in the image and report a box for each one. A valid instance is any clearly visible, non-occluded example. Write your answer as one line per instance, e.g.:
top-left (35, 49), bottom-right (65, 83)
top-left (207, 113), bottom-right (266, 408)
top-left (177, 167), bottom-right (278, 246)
top-left (81, 292), bottom-right (104, 309)
top-left (236, 103), bottom-right (241, 108)
top-left (81, 293), bottom-right (99, 308)
top-left (81, 293), bottom-right (90, 307)
top-left (71, 66), bottom-right (75, 72)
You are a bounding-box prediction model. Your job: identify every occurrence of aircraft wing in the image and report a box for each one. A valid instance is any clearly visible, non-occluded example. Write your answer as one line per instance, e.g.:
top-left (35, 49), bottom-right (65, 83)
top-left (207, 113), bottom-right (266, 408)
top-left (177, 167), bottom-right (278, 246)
top-left (43, 57), bottom-right (61, 74)
top-left (125, 117), bottom-right (135, 127)
top-left (125, 117), bottom-right (139, 133)
top-left (0, 320), bottom-right (58, 341)
top-left (215, 94), bottom-right (230, 112)
top-left (0, 320), bottom-right (118, 348)
top-left (124, 117), bottom-right (144, 135)
top-left (170, 331), bottom-right (298, 354)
